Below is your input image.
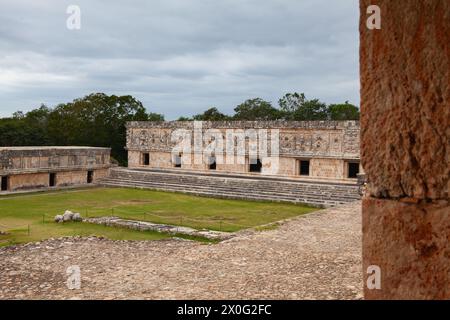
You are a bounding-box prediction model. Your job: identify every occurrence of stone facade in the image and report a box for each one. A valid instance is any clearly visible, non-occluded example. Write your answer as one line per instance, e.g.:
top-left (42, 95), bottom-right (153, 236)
top-left (126, 121), bottom-right (361, 181)
top-left (0, 147), bottom-right (111, 192)
top-left (360, 0), bottom-right (449, 299)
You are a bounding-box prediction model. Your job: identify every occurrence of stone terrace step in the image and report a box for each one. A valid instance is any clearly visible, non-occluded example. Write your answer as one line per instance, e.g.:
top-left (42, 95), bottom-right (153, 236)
top-left (98, 168), bottom-right (361, 207)
top-left (101, 178), bottom-right (359, 202)
top-left (100, 180), bottom-right (338, 207)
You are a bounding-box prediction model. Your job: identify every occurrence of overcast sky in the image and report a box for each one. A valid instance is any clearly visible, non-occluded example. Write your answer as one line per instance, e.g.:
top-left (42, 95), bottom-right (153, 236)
top-left (0, 0), bottom-right (360, 119)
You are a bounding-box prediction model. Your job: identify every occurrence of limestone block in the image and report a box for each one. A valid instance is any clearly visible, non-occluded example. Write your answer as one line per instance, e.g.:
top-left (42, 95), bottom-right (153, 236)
top-left (360, 0), bottom-right (450, 200)
top-left (362, 197), bottom-right (449, 299)
top-left (63, 210), bottom-right (74, 222)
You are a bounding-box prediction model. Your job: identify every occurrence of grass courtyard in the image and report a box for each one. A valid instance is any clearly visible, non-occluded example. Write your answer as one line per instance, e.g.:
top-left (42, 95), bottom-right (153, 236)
top-left (0, 187), bottom-right (317, 246)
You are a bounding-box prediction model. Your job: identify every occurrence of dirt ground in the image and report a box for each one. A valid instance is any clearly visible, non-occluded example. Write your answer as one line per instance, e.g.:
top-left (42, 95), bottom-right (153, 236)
top-left (0, 202), bottom-right (362, 300)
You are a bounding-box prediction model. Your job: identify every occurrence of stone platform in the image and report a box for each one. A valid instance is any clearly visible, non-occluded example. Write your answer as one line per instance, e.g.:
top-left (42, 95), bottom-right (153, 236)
top-left (98, 167), bottom-right (361, 207)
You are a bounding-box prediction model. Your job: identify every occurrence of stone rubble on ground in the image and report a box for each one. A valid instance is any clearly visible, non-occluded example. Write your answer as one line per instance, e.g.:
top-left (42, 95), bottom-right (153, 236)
top-left (54, 211), bottom-right (82, 223)
top-left (85, 216), bottom-right (232, 240)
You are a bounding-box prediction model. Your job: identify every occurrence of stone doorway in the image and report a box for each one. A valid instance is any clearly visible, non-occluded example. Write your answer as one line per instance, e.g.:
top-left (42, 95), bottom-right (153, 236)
top-left (173, 153), bottom-right (182, 168)
top-left (209, 156), bottom-right (217, 170)
top-left (347, 162), bottom-right (359, 179)
top-left (299, 160), bottom-right (310, 176)
top-left (87, 170), bottom-right (94, 184)
top-left (1, 176), bottom-right (8, 191)
top-left (249, 159), bottom-right (262, 173)
top-left (142, 153), bottom-right (150, 166)
top-left (49, 173), bottom-right (56, 187)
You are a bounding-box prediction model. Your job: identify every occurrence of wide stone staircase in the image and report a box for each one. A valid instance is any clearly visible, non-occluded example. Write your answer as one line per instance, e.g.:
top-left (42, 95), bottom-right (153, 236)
top-left (98, 168), bottom-right (361, 207)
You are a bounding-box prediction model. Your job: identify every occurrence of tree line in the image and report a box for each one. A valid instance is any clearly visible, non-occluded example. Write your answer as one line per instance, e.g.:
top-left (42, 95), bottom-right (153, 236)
top-left (182, 93), bottom-right (359, 121)
top-left (0, 92), bottom-right (359, 165)
top-left (0, 93), bottom-right (162, 165)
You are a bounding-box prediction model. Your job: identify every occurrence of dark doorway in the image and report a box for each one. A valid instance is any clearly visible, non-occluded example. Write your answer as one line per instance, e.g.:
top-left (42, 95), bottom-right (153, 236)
top-left (87, 170), bottom-right (94, 184)
top-left (249, 159), bottom-right (262, 173)
top-left (348, 162), bottom-right (360, 178)
top-left (300, 160), bottom-right (310, 176)
top-left (49, 173), bottom-right (56, 187)
top-left (209, 156), bottom-right (217, 170)
top-left (174, 153), bottom-right (182, 168)
top-left (143, 153), bottom-right (150, 166)
top-left (1, 176), bottom-right (8, 191)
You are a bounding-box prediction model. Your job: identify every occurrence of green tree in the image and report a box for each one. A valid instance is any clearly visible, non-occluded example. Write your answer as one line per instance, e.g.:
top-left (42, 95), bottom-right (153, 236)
top-left (278, 92), bottom-right (306, 119)
top-left (177, 116), bottom-right (192, 121)
top-left (0, 118), bottom-right (28, 146)
top-left (46, 93), bottom-right (162, 165)
top-left (193, 107), bottom-right (229, 121)
top-left (291, 99), bottom-right (328, 120)
top-left (23, 104), bottom-right (52, 145)
top-left (147, 112), bottom-right (165, 121)
top-left (328, 102), bottom-right (360, 120)
top-left (0, 105), bottom-right (51, 146)
top-left (233, 98), bottom-right (281, 121)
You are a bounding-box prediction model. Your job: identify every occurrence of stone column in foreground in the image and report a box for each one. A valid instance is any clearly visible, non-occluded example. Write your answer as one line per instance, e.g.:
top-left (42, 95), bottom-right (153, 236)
top-left (360, 0), bottom-right (449, 299)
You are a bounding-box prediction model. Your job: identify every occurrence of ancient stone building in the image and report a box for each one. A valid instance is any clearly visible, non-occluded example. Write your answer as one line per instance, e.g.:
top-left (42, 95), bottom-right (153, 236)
top-left (0, 147), bottom-right (111, 193)
top-left (126, 121), bottom-right (362, 182)
top-left (360, 0), bottom-right (449, 299)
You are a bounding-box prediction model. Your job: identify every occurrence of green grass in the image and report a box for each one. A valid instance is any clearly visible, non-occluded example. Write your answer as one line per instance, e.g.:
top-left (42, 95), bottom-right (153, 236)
top-left (0, 222), bottom-right (170, 247)
top-left (0, 187), bottom-right (317, 246)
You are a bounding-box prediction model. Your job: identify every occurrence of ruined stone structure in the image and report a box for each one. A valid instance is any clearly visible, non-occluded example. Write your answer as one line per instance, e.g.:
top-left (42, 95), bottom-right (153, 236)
top-left (360, 0), bottom-right (449, 299)
top-left (126, 121), bottom-right (362, 182)
top-left (0, 147), bottom-right (111, 193)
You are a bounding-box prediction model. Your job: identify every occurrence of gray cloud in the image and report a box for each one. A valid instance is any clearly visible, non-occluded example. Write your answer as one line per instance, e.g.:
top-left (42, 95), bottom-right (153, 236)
top-left (0, 0), bottom-right (360, 119)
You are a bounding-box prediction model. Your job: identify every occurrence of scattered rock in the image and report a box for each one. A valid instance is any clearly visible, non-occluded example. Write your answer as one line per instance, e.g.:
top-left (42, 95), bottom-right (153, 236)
top-left (85, 216), bottom-right (232, 240)
top-left (55, 211), bottom-right (82, 223)
top-left (72, 213), bottom-right (82, 222)
top-left (63, 211), bottom-right (74, 222)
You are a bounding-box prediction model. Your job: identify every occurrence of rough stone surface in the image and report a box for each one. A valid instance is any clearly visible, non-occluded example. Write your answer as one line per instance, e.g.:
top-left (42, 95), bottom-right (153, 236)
top-left (0, 147), bottom-right (111, 193)
top-left (360, 0), bottom-right (450, 200)
top-left (0, 202), bottom-right (362, 300)
top-left (63, 211), bottom-right (74, 222)
top-left (360, 0), bottom-right (450, 300)
top-left (363, 197), bottom-right (449, 299)
top-left (85, 216), bottom-right (233, 241)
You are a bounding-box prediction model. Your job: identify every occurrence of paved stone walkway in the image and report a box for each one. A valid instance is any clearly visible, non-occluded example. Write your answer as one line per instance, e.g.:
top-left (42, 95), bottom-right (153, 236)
top-left (0, 202), bottom-right (362, 300)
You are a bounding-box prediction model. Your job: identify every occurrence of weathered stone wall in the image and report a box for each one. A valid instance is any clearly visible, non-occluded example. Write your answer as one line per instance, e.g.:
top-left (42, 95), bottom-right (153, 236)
top-left (8, 173), bottom-right (49, 191)
top-left (0, 147), bottom-right (111, 174)
top-left (126, 121), bottom-right (360, 158)
top-left (0, 147), bottom-right (111, 192)
top-left (127, 150), bottom-right (142, 168)
top-left (310, 158), bottom-right (344, 180)
top-left (264, 157), bottom-right (296, 177)
top-left (92, 168), bottom-right (110, 181)
top-left (360, 0), bottom-right (449, 299)
top-left (126, 121), bottom-right (361, 180)
top-left (55, 170), bottom-right (90, 187)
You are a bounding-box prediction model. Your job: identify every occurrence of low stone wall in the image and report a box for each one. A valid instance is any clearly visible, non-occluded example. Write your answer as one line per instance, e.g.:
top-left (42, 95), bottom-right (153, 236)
top-left (0, 147), bottom-right (111, 193)
top-left (85, 216), bottom-right (233, 241)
